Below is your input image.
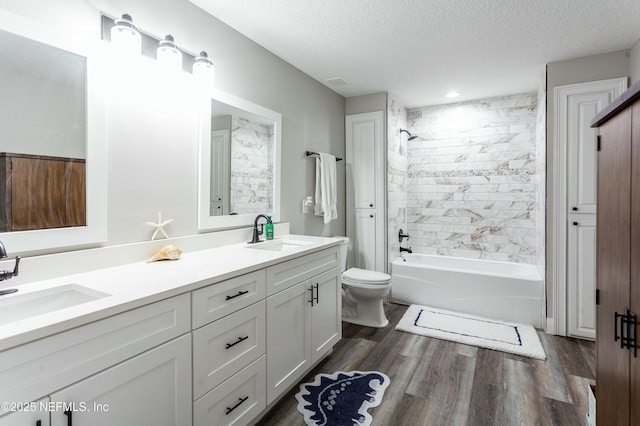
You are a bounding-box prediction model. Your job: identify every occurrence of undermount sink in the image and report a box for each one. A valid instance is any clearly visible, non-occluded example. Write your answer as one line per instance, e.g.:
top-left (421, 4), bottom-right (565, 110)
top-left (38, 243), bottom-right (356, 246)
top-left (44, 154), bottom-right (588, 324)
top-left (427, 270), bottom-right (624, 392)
top-left (0, 284), bottom-right (111, 326)
top-left (246, 238), bottom-right (314, 252)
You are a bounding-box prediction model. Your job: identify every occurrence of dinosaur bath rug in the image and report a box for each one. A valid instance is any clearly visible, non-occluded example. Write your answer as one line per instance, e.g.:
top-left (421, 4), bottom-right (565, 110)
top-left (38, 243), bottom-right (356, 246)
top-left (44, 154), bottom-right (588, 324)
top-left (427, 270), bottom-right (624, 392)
top-left (295, 370), bottom-right (390, 426)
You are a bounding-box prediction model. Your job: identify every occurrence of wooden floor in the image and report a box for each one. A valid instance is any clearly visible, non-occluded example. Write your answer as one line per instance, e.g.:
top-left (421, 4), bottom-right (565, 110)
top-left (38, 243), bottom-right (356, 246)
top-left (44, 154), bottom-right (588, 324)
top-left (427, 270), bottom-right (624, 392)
top-left (258, 303), bottom-right (595, 426)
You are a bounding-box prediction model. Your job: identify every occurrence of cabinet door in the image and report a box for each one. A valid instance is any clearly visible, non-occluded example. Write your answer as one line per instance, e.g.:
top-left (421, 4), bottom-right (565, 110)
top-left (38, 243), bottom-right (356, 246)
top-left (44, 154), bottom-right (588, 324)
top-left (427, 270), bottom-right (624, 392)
top-left (596, 108), bottom-right (631, 425)
top-left (50, 334), bottom-right (192, 426)
top-left (310, 267), bottom-right (341, 363)
top-left (0, 397), bottom-right (50, 426)
top-left (631, 101), bottom-right (640, 426)
top-left (266, 283), bottom-right (311, 404)
top-left (353, 210), bottom-right (377, 270)
top-left (346, 115), bottom-right (378, 209)
top-left (567, 215), bottom-right (596, 339)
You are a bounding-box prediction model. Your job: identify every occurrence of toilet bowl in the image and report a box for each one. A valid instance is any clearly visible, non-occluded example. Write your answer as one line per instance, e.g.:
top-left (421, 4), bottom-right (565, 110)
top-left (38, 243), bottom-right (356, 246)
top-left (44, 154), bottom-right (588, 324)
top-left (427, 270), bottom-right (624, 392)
top-left (336, 237), bottom-right (391, 328)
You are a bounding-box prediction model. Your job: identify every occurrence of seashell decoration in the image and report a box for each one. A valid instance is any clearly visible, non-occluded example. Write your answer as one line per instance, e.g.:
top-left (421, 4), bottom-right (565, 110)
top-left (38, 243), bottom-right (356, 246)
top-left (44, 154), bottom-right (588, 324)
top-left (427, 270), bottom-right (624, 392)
top-left (147, 244), bottom-right (182, 262)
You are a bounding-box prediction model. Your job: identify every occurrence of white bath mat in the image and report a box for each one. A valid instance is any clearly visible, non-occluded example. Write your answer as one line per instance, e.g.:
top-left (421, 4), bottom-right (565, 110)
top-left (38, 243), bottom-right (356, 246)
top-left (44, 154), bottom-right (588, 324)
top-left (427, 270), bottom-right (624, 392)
top-left (396, 304), bottom-right (546, 360)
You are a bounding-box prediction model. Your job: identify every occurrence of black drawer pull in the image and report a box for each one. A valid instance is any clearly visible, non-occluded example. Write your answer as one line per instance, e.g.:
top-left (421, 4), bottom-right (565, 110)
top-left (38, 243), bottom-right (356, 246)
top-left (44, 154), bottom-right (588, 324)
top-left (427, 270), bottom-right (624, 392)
top-left (309, 286), bottom-right (314, 306)
top-left (225, 396), bottom-right (249, 415)
top-left (36, 421), bottom-right (41, 426)
top-left (225, 336), bottom-right (249, 349)
top-left (226, 290), bottom-right (249, 301)
top-left (64, 409), bottom-right (73, 426)
top-left (314, 283), bottom-right (319, 304)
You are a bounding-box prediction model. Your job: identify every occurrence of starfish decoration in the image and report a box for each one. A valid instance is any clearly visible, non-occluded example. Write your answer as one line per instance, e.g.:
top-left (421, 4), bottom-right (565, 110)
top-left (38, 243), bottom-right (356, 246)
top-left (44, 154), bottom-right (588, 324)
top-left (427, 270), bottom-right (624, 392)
top-left (146, 211), bottom-right (174, 241)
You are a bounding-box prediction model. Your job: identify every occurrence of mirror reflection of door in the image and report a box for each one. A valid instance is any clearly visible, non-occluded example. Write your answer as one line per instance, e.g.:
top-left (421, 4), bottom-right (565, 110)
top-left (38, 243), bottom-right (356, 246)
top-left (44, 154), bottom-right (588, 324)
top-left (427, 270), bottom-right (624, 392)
top-left (210, 128), bottom-right (230, 216)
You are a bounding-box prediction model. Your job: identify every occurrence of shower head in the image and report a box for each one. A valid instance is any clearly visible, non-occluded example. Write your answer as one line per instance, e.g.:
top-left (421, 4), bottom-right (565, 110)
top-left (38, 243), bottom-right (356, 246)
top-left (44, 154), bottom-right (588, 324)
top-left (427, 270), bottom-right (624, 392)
top-left (400, 129), bottom-right (418, 141)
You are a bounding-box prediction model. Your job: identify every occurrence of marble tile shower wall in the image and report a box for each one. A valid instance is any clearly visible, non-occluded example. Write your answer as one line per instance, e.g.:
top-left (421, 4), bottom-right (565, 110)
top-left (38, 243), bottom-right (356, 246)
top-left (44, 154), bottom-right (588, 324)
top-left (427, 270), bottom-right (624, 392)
top-left (230, 117), bottom-right (274, 215)
top-left (387, 93), bottom-right (408, 268)
top-left (406, 93), bottom-right (540, 263)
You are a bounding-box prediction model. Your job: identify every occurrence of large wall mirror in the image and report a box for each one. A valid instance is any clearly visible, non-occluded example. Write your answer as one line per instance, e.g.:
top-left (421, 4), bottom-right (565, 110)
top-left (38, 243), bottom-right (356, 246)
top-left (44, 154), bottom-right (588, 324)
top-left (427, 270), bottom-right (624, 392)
top-left (198, 89), bottom-right (281, 230)
top-left (0, 12), bottom-right (106, 253)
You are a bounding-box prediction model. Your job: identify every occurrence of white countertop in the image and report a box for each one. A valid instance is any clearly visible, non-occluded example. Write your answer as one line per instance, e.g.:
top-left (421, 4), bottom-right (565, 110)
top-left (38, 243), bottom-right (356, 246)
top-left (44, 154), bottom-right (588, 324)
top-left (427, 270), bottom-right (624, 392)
top-left (0, 235), bottom-right (341, 351)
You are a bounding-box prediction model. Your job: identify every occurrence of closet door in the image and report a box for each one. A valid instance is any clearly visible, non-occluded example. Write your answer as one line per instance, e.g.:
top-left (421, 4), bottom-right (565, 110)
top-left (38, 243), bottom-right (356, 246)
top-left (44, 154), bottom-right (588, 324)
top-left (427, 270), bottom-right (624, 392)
top-left (630, 101), bottom-right (640, 426)
top-left (596, 107), bottom-right (631, 425)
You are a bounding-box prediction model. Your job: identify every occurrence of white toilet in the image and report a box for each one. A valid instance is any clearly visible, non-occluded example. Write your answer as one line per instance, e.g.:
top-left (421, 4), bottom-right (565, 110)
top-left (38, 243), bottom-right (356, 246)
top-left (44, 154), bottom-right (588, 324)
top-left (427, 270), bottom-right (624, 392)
top-left (337, 237), bottom-right (392, 328)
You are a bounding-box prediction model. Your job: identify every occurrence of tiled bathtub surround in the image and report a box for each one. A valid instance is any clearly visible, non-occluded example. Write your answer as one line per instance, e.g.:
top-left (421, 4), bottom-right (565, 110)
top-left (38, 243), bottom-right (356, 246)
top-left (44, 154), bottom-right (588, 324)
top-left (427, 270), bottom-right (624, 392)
top-left (534, 84), bottom-right (546, 275)
top-left (230, 116), bottom-right (274, 215)
top-left (406, 93), bottom-right (541, 264)
top-left (387, 93), bottom-right (408, 268)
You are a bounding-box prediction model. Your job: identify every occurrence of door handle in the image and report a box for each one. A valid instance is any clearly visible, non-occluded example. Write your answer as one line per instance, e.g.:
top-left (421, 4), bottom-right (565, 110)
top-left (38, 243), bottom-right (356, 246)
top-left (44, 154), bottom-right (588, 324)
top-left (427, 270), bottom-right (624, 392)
top-left (64, 409), bottom-right (73, 426)
top-left (314, 283), bottom-right (319, 304)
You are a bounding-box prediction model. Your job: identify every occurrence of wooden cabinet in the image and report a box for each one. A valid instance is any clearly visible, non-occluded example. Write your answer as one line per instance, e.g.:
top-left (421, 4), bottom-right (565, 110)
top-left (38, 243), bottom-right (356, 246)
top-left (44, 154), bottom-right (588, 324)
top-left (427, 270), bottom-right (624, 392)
top-left (50, 335), bottom-right (192, 426)
top-left (266, 266), bottom-right (341, 404)
top-left (0, 153), bottom-right (85, 232)
top-left (591, 81), bottom-right (640, 425)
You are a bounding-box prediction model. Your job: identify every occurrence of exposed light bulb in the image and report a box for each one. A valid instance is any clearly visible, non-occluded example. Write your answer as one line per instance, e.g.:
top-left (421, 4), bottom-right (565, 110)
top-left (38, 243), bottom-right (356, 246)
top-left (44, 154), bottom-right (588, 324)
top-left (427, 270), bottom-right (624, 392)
top-left (445, 91), bottom-right (461, 98)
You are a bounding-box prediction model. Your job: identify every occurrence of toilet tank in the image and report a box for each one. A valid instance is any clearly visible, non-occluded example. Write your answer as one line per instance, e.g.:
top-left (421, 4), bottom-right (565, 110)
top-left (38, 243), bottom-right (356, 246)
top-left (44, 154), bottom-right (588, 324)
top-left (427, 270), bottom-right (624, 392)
top-left (336, 236), bottom-right (349, 271)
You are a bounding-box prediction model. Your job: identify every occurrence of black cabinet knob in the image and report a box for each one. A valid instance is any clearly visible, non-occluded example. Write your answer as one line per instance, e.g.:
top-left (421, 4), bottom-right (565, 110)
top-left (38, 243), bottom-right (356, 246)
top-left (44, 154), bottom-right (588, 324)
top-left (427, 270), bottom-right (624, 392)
top-left (572, 207), bottom-right (578, 211)
top-left (573, 221), bottom-right (579, 226)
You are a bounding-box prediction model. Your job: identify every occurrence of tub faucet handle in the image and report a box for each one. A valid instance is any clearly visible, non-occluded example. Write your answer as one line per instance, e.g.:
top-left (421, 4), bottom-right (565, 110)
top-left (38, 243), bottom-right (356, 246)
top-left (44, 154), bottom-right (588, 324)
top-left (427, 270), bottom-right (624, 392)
top-left (399, 229), bottom-right (410, 243)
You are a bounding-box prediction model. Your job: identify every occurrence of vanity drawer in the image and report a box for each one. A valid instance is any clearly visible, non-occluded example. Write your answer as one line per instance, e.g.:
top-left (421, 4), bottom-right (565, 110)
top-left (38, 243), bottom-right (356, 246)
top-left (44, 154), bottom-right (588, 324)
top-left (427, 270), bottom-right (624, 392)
top-left (0, 293), bottom-right (190, 415)
top-left (193, 355), bottom-right (266, 426)
top-left (265, 246), bottom-right (339, 295)
top-left (192, 300), bottom-right (265, 399)
top-left (192, 270), bottom-right (266, 329)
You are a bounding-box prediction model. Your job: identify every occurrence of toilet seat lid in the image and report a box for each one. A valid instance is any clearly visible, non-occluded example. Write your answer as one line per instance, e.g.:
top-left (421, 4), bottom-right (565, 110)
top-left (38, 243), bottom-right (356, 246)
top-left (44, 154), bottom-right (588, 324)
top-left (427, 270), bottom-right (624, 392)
top-left (342, 268), bottom-right (391, 284)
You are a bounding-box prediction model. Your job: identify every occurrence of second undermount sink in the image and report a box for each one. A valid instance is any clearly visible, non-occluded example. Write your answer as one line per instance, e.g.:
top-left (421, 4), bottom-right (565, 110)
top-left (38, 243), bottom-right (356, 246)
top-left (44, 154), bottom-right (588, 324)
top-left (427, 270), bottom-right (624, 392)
top-left (0, 284), bottom-right (111, 326)
top-left (246, 238), bottom-right (314, 252)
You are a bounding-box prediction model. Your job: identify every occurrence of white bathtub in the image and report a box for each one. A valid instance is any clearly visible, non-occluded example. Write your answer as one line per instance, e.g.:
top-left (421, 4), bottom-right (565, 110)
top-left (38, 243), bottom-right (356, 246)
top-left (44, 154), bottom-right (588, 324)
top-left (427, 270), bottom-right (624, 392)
top-left (391, 254), bottom-right (545, 328)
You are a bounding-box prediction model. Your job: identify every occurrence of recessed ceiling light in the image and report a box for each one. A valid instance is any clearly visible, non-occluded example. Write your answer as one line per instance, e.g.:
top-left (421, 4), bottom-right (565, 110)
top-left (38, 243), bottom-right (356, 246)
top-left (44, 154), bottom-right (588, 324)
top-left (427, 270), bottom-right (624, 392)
top-left (446, 91), bottom-right (461, 98)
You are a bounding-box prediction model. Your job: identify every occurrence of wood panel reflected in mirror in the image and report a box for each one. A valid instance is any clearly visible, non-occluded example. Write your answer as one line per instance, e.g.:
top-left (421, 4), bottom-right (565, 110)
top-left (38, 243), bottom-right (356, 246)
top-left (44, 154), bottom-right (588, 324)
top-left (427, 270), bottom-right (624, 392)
top-left (0, 16), bottom-right (106, 253)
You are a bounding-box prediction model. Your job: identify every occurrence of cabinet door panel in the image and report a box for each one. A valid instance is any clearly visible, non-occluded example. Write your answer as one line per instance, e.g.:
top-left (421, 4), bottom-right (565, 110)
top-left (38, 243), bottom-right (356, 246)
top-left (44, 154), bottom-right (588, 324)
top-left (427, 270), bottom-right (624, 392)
top-left (266, 283), bottom-right (311, 404)
top-left (50, 335), bottom-right (192, 426)
top-left (596, 108), bottom-right (631, 425)
top-left (630, 101), bottom-right (640, 426)
top-left (310, 267), bottom-right (341, 363)
top-left (567, 215), bottom-right (596, 339)
top-left (353, 210), bottom-right (376, 270)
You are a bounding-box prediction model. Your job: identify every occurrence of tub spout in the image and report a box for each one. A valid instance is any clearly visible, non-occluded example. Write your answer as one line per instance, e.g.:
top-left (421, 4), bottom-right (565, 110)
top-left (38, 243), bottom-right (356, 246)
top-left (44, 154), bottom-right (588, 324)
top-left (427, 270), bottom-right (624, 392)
top-left (400, 246), bottom-right (412, 254)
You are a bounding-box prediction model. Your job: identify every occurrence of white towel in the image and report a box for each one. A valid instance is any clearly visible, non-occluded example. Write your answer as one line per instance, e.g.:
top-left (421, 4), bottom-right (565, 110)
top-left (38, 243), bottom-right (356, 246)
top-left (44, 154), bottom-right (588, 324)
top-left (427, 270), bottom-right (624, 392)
top-left (314, 152), bottom-right (338, 223)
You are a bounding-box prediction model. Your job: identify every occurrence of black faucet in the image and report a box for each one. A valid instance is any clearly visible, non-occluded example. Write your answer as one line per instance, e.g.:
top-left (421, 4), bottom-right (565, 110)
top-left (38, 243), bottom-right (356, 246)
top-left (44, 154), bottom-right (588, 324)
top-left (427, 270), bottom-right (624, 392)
top-left (0, 240), bottom-right (20, 296)
top-left (248, 214), bottom-right (272, 244)
top-left (400, 246), bottom-right (412, 254)
top-left (398, 229), bottom-right (410, 242)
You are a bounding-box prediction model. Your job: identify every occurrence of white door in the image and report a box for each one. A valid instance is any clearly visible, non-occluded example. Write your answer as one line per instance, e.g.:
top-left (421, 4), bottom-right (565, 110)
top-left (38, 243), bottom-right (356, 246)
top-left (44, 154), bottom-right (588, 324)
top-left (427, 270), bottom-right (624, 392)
top-left (265, 282), bottom-right (311, 404)
top-left (567, 215), bottom-right (597, 339)
top-left (211, 129), bottom-right (230, 216)
top-left (50, 335), bottom-right (192, 426)
top-left (554, 77), bottom-right (627, 338)
top-left (310, 267), bottom-right (341, 363)
top-left (346, 111), bottom-right (386, 272)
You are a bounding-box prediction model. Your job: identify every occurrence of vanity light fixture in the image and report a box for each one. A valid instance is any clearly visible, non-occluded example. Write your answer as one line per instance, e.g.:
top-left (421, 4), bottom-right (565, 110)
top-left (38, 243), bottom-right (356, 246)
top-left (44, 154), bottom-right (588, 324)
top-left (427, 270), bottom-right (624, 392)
top-left (157, 35), bottom-right (183, 72)
top-left (193, 51), bottom-right (215, 87)
top-left (446, 91), bottom-right (461, 98)
top-left (110, 13), bottom-right (141, 55)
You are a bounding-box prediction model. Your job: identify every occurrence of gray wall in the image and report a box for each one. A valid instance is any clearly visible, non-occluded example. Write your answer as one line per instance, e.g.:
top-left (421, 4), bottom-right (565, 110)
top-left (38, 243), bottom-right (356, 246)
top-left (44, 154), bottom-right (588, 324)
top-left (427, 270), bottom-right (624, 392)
top-left (0, 0), bottom-right (345, 252)
top-left (545, 50), bottom-right (629, 321)
top-left (631, 38), bottom-right (640, 84)
top-left (345, 92), bottom-right (387, 115)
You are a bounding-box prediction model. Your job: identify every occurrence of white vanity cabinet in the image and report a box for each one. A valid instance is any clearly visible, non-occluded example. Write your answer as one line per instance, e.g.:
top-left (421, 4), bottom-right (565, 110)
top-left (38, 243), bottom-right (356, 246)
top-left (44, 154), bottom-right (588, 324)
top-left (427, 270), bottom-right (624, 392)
top-left (0, 397), bottom-right (50, 426)
top-left (49, 334), bottom-right (192, 426)
top-left (266, 265), bottom-right (341, 404)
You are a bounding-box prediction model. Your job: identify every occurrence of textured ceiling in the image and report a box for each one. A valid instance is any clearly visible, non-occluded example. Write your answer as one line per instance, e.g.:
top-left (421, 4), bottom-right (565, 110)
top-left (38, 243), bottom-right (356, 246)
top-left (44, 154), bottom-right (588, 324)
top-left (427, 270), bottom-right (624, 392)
top-left (189, 0), bottom-right (640, 108)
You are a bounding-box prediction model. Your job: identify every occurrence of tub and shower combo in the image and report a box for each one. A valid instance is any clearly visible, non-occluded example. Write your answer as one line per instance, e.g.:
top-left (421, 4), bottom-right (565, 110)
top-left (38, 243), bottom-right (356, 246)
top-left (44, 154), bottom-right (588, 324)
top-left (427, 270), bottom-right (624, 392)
top-left (391, 254), bottom-right (545, 328)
